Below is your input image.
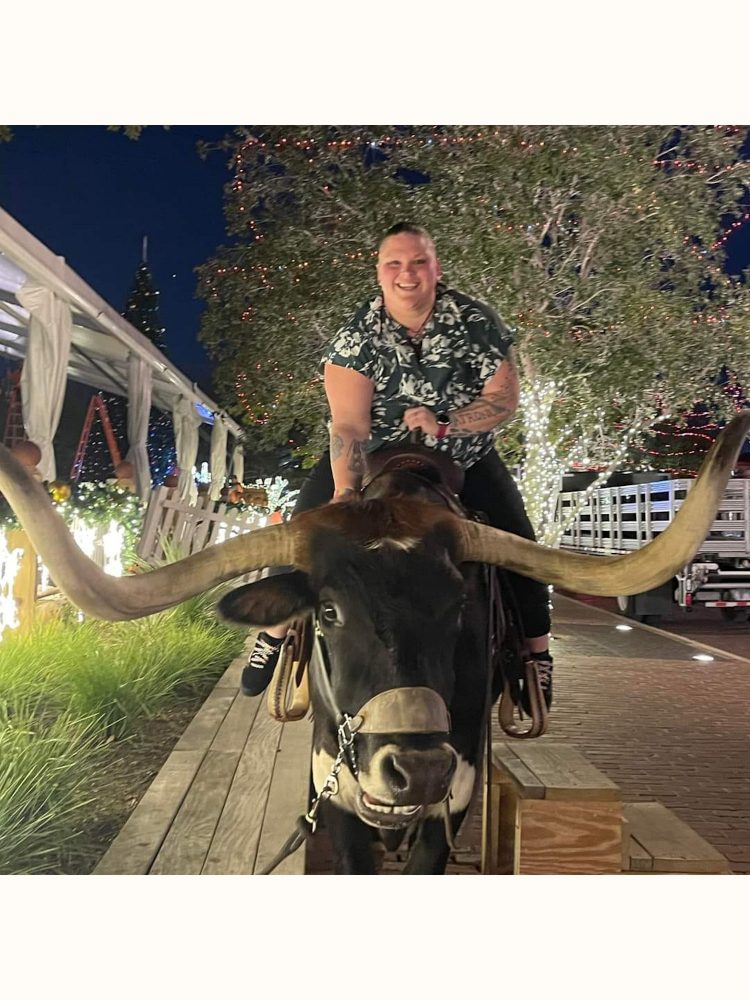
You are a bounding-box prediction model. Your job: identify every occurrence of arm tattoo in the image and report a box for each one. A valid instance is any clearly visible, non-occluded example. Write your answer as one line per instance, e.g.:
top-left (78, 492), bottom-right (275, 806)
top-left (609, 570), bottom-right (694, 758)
top-left (346, 440), bottom-right (366, 474)
top-left (330, 433), bottom-right (344, 461)
top-left (449, 391), bottom-right (515, 437)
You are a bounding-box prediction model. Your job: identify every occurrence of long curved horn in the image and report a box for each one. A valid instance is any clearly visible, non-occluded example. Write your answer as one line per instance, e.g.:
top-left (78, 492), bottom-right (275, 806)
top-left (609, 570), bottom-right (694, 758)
top-left (0, 444), bottom-right (296, 621)
top-left (454, 409), bottom-right (750, 596)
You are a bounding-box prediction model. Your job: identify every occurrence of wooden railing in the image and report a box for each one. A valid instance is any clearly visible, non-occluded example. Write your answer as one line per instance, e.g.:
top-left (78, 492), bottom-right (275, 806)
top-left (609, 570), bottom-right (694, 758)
top-left (137, 486), bottom-right (269, 564)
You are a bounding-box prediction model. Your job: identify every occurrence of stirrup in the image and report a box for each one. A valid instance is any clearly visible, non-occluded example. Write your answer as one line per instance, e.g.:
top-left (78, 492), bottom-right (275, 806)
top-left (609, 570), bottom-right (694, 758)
top-left (498, 661), bottom-right (548, 739)
top-left (266, 616), bottom-right (312, 722)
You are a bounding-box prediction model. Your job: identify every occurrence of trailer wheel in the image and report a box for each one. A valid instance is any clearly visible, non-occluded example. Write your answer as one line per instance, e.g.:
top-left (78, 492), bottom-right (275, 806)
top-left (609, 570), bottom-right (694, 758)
top-left (616, 595), bottom-right (644, 622)
top-left (616, 594), bottom-right (662, 625)
top-left (720, 607), bottom-right (749, 623)
top-left (616, 595), bottom-right (630, 614)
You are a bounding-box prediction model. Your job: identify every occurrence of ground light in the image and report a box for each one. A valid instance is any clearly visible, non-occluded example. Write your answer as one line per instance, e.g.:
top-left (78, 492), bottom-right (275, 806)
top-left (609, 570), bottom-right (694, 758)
top-left (692, 653), bottom-right (715, 662)
top-left (615, 624), bottom-right (633, 631)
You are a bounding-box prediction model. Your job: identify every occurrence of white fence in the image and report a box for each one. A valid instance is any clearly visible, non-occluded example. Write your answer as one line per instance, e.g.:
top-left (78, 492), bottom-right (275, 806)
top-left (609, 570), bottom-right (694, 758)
top-left (137, 486), bottom-right (270, 564)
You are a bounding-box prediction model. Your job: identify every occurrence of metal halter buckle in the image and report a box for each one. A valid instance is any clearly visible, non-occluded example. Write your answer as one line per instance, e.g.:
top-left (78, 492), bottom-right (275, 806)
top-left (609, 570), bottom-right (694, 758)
top-left (337, 713), bottom-right (361, 777)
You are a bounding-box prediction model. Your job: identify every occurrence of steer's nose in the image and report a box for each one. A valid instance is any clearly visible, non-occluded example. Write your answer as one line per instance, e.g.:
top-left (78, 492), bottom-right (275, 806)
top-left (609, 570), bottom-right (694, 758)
top-left (372, 745), bottom-right (458, 805)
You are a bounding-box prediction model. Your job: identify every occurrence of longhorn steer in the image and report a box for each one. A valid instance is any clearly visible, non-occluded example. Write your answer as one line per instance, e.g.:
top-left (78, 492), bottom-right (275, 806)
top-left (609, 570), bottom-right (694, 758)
top-left (219, 469), bottom-right (496, 873)
top-left (1, 411), bottom-right (749, 874)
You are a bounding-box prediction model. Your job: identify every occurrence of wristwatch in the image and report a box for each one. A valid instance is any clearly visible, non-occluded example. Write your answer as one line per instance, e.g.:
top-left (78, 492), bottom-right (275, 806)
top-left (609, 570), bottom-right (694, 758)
top-left (435, 412), bottom-right (451, 440)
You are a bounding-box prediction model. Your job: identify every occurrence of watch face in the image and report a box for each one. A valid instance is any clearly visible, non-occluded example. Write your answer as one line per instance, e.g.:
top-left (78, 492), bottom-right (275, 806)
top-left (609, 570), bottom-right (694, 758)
top-left (437, 413), bottom-right (450, 425)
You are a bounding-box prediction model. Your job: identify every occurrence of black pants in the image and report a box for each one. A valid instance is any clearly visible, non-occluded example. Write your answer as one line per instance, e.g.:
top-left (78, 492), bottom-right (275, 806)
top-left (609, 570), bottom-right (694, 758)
top-left (292, 448), bottom-right (551, 640)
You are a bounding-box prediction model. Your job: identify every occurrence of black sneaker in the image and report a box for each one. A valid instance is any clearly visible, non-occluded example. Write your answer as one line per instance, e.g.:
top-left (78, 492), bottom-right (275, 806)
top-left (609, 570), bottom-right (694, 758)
top-left (519, 653), bottom-right (554, 716)
top-left (241, 632), bottom-right (284, 696)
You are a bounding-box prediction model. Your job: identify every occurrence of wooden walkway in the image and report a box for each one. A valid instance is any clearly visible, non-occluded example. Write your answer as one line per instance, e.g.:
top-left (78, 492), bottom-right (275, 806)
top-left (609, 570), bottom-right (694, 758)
top-left (95, 637), bottom-right (312, 875)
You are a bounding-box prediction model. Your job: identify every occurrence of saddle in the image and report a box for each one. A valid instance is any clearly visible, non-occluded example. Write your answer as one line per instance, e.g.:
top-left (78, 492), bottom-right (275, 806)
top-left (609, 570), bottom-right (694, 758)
top-left (362, 440), bottom-right (465, 498)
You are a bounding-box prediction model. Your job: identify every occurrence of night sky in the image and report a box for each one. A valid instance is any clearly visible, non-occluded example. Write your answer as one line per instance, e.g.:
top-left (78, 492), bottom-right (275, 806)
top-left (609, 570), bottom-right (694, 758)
top-left (0, 125), bottom-right (234, 385)
top-left (2, 125), bottom-right (749, 397)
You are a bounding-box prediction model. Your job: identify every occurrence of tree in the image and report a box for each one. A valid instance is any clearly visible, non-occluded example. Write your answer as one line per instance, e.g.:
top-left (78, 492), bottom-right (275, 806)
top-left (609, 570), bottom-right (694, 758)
top-left (80, 247), bottom-right (175, 484)
top-left (197, 126), bottom-right (750, 538)
top-left (122, 244), bottom-right (175, 482)
top-left (124, 241), bottom-right (167, 352)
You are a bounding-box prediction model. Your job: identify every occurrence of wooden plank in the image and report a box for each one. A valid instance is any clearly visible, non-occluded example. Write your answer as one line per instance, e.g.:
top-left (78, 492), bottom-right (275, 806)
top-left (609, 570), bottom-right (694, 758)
top-left (201, 709), bottom-right (284, 874)
top-left (174, 687), bottom-right (236, 752)
top-left (517, 800), bottom-right (623, 874)
top-left (623, 802), bottom-right (729, 874)
top-left (491, 743), bottom-right (545, 799)
top-left (210, 690), bottom-right (263, 753)
top-left (150, 751), bottom-right (240, 875)
top-left (216, 651), bottom-right (249, 689)
top-left (154, 505), bottom-right (179, 562)
top-left (510, 742), bottom-right (621, 801)
top-left (94, 749), bottom-right (205, 874)
top-left (174, 501), bottom-right (202, 552)
top-left (255, 719), bottom-right (314, 874)
top-left (628, 837), bottom-right (654, 872)
top-left (136, 486), bottom-right (167, 560)
top-left (189, 508), bottom-right (214, 554)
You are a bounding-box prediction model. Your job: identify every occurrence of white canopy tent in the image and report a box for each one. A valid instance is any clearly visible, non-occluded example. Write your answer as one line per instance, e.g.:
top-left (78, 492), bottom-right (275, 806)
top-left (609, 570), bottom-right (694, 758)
top-left (0, 206), bottom-right (245, 500)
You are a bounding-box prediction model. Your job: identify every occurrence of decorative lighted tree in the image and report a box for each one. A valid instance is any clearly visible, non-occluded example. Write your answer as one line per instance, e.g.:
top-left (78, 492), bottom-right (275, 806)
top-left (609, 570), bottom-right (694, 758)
top-left (124, 239), bottom-right (166, 352)
top-left (197, 127), bottom-right (750, 540)
top-left (80, 244), bottom-right (175, 485)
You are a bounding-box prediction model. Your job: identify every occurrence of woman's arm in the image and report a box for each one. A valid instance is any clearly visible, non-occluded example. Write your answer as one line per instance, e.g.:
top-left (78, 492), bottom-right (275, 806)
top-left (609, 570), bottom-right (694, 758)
top-left (403, 348), bottom-right (520, 437)
top-left (323, 363), bottom-right (374, 498)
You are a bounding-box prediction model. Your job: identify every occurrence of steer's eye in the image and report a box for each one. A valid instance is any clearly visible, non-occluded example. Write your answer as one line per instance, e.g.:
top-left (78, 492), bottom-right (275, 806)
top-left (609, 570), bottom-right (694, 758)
top-left (320, 602), bottom-right (340, 626)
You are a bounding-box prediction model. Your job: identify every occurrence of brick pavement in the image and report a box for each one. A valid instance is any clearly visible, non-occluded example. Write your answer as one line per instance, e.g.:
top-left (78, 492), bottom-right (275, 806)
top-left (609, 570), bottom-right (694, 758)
top-left (495, 594), bottom-right (750, 873)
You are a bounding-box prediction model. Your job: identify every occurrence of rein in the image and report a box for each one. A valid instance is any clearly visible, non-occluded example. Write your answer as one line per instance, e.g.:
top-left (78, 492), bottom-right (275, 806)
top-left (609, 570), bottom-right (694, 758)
top-left (259, 618), bottom-right (359, 875)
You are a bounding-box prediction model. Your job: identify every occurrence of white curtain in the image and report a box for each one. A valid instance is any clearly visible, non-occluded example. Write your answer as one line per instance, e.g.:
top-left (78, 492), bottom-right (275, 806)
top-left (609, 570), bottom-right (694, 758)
top-left (126, 354), bottom-right (152, 500)
top-left (172, 395), bottom-right (202, 504)
top-left (231, 442), bottom-right (245, 485)
top-left (209, 417), bottom-right (228, 501)
top-left (17, 282), bottom-right (72, 481)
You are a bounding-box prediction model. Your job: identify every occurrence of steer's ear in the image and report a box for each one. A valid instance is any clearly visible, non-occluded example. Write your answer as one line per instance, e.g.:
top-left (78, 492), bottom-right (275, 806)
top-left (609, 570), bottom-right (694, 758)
top-left (217, 571), bottom-right (316, 626)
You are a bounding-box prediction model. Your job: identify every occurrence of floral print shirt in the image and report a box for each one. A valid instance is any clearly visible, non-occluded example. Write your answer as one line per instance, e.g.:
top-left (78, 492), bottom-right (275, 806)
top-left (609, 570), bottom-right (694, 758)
top-left (321, 284), bottom-right (514, 470)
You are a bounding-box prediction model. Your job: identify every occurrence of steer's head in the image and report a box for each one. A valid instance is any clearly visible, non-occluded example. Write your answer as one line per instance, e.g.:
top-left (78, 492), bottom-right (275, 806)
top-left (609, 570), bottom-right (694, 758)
top-left (219, 519), bottom-right (468, 828)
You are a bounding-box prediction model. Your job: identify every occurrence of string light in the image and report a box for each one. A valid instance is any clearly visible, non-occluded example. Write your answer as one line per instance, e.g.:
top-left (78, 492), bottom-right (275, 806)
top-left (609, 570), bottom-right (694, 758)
top-left (711, 211), bottom-right (750, 250)
top-left (0, 528), bottom-right (23, 639)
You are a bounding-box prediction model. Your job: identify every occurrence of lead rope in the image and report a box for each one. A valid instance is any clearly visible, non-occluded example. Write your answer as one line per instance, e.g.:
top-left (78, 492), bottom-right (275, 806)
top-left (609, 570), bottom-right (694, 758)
top-left (443, 565), bottom-right (497, 870)
top-left (259, 714), bottom-right (360, 875)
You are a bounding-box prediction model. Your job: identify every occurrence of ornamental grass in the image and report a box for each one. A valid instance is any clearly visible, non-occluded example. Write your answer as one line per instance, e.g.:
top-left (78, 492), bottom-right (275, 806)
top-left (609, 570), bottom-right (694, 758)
top-left (0, 604), bottom-right (241, 737)
top-left (0, 707), bottom-right (105, 874)
top-left (0, 585), bottom-right (244, 873)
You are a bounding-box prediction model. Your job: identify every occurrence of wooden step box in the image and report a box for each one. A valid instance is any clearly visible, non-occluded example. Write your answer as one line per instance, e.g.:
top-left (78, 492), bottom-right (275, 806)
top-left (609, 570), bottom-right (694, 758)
top-left (483, 742), bottom-right (623, 875)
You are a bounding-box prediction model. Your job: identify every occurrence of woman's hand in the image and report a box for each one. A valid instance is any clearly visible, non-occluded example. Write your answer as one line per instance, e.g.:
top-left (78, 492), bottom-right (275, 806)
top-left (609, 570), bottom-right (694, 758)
top-left (330, 488), bottom-right (357, 504)
top-left (403, 406), bottom-right (439, 436)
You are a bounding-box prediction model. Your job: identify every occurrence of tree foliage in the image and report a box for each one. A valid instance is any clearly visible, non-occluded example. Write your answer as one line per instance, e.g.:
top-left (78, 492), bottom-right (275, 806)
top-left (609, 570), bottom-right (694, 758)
top-left (197, 126), bottom-right (750, 480)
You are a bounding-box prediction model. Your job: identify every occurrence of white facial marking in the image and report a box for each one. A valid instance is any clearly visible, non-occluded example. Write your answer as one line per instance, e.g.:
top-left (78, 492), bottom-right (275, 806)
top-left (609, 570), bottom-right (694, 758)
top-left (365, 537), bottom-right (420, 552)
